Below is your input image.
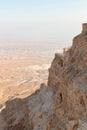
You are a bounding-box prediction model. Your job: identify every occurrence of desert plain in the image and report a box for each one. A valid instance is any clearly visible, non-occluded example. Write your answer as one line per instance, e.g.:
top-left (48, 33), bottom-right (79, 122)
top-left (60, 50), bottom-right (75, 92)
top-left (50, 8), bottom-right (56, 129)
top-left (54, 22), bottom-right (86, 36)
top-left (0, 43), bottom-right (61, 109)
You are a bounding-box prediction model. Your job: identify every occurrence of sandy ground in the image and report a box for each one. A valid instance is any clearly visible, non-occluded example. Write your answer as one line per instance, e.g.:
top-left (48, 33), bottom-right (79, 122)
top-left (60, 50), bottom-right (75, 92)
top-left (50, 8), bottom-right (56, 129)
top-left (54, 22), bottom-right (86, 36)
top-left (0, 49), bottom-right (52, 107)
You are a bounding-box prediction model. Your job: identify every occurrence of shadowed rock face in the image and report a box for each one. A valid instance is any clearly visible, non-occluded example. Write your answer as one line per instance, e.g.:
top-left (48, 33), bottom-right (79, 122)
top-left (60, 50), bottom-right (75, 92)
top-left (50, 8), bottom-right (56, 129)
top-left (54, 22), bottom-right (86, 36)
top-left (1, 24), bottom-right (87, 130)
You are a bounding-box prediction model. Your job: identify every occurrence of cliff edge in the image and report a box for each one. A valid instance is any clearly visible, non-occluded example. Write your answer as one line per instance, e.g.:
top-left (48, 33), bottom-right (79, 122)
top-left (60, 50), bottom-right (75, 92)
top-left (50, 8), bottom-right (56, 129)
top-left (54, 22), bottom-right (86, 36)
top-left (1, 23), bottom-right (87, 130)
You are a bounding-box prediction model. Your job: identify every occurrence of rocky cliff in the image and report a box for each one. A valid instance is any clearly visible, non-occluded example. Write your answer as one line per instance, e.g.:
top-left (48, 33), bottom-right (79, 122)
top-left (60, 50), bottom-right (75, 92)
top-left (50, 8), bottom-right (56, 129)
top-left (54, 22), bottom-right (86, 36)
top-left (0, 23), bottom-right (87, 130)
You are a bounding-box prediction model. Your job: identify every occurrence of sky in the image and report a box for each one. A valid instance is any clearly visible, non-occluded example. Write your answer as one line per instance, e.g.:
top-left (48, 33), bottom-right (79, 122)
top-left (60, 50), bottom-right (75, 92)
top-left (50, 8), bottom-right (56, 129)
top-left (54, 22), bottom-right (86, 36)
top-left (0, 0), bottom-right (87, 47)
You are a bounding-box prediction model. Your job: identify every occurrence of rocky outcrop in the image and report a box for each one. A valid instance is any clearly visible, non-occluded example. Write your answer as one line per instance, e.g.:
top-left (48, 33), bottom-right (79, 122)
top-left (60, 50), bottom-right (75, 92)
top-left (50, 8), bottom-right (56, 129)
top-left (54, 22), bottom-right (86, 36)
top-left (47, 23), bottom-right (87, 130)
top-left (1, 23), bottom-right (87, 130)
top-left (0, 84), bottom-right (55, 130)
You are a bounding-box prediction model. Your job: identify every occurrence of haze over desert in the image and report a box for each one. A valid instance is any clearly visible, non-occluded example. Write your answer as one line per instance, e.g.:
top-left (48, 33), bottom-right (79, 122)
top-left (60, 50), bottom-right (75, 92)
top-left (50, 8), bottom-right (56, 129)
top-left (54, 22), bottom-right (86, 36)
top-left (0, 43), bottom-right (62, 108)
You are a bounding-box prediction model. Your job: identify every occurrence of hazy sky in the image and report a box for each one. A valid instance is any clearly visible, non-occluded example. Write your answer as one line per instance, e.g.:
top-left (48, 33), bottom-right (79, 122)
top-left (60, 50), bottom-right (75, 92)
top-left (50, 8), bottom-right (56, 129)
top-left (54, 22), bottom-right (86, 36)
top-left (0, 0), bottom-right (87, 47)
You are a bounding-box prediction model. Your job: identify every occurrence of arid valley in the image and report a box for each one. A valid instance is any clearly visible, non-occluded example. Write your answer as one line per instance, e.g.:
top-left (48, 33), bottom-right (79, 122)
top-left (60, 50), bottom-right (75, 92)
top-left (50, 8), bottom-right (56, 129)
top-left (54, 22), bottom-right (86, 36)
top-left (0, 43), bottom-right (61, 109)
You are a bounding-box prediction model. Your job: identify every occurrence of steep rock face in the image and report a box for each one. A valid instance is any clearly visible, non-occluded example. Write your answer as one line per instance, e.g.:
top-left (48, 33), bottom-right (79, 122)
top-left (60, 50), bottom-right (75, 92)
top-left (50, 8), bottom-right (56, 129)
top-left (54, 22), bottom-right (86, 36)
top-left (1, 23), bottom-right (87, 130)
top-left (47, 23), bottom-right (87, 130)
top-left (48, 53), bottom-right (64, 88)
